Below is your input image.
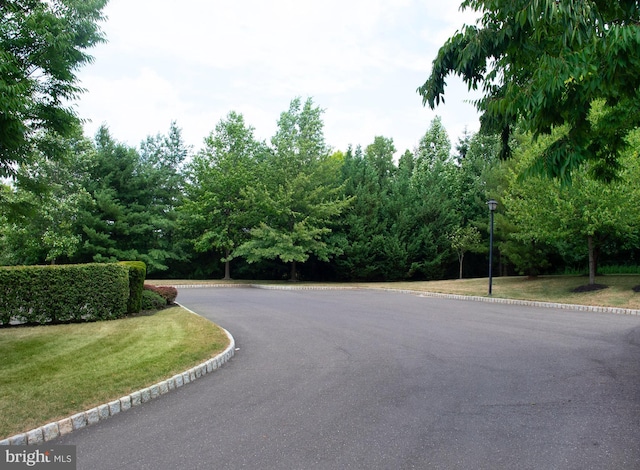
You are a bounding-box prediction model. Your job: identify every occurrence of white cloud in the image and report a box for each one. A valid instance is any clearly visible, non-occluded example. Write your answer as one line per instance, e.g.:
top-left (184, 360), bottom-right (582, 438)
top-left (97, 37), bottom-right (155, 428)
top-left (77, 0), bottom-right (483, 155)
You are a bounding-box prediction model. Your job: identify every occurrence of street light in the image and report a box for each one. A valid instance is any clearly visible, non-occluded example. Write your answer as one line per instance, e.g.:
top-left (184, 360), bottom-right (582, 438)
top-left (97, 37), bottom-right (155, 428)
top-left (487, 199), bottom-right (498, 295)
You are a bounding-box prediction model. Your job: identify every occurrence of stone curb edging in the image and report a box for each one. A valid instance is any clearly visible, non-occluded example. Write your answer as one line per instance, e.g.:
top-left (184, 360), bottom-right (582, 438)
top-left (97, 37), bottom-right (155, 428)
top-left (0, 323), bottom-right (235, 446)
top-left (180, 283), bottom-right (640, 316)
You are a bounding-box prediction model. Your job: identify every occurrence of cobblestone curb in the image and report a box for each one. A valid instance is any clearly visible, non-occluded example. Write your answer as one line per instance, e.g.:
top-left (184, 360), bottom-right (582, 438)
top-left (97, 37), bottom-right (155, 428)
top-left (0, 322), bottom-right (235, 446)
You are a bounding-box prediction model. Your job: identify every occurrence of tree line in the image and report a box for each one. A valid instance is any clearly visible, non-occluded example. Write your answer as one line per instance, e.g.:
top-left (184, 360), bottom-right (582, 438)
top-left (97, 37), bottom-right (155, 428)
top-left (2, 96), bottom-right (640, 282)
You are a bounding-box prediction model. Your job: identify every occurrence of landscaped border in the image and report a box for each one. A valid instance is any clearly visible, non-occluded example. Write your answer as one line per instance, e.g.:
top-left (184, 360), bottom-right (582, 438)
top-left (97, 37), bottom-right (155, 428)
top-left (0, 312), bottom-right (235, 446)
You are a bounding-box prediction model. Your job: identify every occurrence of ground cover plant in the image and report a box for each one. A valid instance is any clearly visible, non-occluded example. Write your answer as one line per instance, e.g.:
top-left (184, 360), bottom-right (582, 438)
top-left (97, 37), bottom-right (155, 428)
top-left (0, 306), bottom-right (229, 439)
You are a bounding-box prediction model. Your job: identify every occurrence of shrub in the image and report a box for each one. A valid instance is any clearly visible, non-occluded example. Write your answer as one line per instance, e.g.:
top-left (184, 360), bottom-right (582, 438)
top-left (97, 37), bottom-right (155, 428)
top-left (119, 261), bottom-right (147, 314)
top-left (141, 289), bottom-right (167, 311)
top-left (0, 263), bottom-right (129, 325)
top-left (144, 284), bottom-right (178, 304)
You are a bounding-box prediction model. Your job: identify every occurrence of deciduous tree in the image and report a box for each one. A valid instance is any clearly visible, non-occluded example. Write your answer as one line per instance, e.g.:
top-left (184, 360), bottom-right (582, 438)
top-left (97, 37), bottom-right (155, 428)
top-left (0, 0), bottom-right (107, 180)
top-left (419, 0), bottom-right (640, 181)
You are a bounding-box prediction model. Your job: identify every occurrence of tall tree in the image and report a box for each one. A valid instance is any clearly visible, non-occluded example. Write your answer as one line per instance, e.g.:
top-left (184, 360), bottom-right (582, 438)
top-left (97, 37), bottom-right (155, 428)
top-left (404, 118), bottom-right (458, 279)
top-left (419, 0), bottom-right (640, 181)
top-left (503, 129), bottom-right (640, 284)
top-left (336, 140), bottom-right (407, 281)
top-left (234, 98), bottom-right (350, 281)
top-left (182, 112), bottom-right (262, 280)
top-left (76, 125), bottom-right (186, 273)
top-left (0, 0), bottom-right (107, 180)
top-left (0, 127), bottom-right (94, 265)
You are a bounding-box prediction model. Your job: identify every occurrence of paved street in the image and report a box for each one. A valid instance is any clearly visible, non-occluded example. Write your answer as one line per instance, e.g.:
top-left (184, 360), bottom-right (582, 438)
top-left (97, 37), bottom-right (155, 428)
top-left (57, 287), bottom-right (640, 469)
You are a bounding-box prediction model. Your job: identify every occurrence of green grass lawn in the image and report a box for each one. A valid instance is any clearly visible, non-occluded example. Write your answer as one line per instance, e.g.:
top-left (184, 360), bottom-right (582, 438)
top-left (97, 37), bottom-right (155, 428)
top-left (0, 306), bottom-right (229, 439)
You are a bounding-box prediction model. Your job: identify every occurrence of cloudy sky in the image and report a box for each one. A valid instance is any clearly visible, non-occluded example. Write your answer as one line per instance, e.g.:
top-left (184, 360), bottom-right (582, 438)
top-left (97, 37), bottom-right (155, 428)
top-left (75, 0), bottom-right (482, 157)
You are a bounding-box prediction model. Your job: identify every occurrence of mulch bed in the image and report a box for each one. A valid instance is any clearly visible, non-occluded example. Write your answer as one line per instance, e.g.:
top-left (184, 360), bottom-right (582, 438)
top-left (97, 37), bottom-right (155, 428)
top-left (571, 283), bottom-right (609, 293)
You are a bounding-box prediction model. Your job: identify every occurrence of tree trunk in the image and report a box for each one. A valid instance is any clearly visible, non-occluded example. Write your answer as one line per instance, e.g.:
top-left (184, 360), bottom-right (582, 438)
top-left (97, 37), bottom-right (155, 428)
top-left (222, 248), bottom-right (232, 280)
top-left (588, 235), bottom-right (596, 285)
top-left (458, 253), bottom-right (464, 279)
top-left (289, 260), bottom-right (298, 282)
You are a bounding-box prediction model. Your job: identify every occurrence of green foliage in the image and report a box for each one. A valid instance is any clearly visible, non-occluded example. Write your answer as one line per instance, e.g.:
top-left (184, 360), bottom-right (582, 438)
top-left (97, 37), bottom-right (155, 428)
top-left (0, 263), bottom-right (129, 325)
top-left (181, 112), bottom-right (263, 279)
top-left (144, 284), bottom-right (178, 304)
top-left (0, 0), bottom-right (107, 180)
top-left (502, 128), bottom-right (640, 281)
top-left (119, 261), bottom-right (147, 314)
top-left (233, 98), bottom-right (352, 280)
top-left (0, 127), bottom-right (94, 265)
top-left (75, 125), bottom-right (188, 274)
top-left (140, 289), bottom-right (167, 311)
top-left (419, 0), bottom-right (640, 181)
top-left (449, 226), bottom-right (482, 279)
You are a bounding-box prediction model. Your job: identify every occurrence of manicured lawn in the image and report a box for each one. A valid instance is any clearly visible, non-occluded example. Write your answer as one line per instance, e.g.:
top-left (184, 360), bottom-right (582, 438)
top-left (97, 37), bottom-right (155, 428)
top-left (354, 274), bottom-right (640, 310)
top-left (0, 306), bottom-right (229, 439)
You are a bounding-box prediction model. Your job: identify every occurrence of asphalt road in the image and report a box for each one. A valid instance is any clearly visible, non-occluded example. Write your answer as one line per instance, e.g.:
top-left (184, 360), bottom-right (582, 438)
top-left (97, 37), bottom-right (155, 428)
top-left (56, 287), bottom-right (640, 469)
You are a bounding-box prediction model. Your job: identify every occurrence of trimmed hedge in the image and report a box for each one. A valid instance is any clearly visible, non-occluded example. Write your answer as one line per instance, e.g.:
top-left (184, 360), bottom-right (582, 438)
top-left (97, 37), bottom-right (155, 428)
top-left (119, 261), bottom-right (147, 314)
top-left (0, 263), bottom-right (130, 325)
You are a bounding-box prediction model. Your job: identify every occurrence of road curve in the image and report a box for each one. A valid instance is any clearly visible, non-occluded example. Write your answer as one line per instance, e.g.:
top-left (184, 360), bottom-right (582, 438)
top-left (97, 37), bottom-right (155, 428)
top-left (56, 287), bottom-right (640, 469)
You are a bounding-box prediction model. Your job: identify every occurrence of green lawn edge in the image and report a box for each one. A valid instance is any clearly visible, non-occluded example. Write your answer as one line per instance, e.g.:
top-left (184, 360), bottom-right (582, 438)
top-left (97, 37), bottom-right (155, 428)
top-left (0, 306), bottom-right (229, 439)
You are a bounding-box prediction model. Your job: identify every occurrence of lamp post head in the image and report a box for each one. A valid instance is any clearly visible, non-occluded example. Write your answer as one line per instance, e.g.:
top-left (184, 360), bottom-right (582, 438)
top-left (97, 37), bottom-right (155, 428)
top-left (487, 199), bottom-right (498, 212)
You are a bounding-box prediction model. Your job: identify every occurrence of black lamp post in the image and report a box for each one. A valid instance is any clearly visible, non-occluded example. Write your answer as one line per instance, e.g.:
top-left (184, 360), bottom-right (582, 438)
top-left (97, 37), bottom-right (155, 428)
top-left (487, 199), bottom-right (498, 295)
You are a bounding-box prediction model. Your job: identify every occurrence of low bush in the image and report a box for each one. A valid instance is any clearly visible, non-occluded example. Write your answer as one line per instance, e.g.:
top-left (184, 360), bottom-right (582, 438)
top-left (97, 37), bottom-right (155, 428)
top-left (141, 289), bottom-right (167, 310)
top-left (144, 284), bottom-right (178, 304)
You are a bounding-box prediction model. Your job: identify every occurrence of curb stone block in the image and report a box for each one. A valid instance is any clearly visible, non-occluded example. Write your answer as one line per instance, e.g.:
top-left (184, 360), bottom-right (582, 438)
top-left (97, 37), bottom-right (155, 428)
top-left (26, 429), bottom-right (43, 445)
top-left (98, 404), bottom-right (110, 419)
top-left (189, 369), bottom-right (197, 381)
top-left (150, 385), bottom-right (160, 399)
top-left (130, 391), bottom-right (141, 406)
top-left (58, 418), bottom-right (73, 436)
top-left (120, 396), bottom-right (132, 411)
top-left (0, 439), bottom-right (9, 446)
top-left (9, 434), bottom-right (26, 446)
top-left (42, 423), bottom-right (59, 442)
top-left (140, 388), bottom-right (151, 403)
top-left (159, 381), bottom-right (169, 395)
top-left (108, 400), bottom-right (120, 416)
top-left (174, 374), bottom-right (184, 387)
top-left (167, 378), bottom-right (176, 390)
top-left (86, 408), bottom-right (100, 425)
top-left (71, 413), bottom-right (87, 430)
top-left (182, 372), bottom-right (191, 384)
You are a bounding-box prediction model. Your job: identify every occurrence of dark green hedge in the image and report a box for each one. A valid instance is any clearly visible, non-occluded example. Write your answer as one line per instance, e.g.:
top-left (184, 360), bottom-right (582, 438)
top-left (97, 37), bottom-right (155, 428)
top-left (0, 263), bottom-right (130, 325)
top-left (119, 261), bottom-right (147, 314)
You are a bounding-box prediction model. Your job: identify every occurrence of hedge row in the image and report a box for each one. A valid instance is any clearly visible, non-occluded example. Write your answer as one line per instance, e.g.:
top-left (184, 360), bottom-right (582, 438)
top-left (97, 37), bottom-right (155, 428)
top-left (0, 263), bottom-right (145, 325)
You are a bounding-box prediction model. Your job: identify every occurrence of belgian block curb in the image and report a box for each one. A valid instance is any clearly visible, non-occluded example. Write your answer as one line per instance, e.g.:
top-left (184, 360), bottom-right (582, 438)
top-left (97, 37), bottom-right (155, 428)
top-left (0, 315), bottom-right (235, 446)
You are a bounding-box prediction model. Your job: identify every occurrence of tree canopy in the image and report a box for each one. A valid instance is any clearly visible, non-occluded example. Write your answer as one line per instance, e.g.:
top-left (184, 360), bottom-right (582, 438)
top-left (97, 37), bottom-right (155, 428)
top-left (0, 0), bottom-right (107, 179)
top-left (418, 0), bottom-right (640, 182)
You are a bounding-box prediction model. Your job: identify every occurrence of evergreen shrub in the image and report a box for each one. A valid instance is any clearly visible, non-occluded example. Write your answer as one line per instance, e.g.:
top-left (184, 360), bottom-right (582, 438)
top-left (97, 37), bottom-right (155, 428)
top-left (0, 263), bottom-right (129, 325)
top-left (141, 289), bottom-right (167, 311)
top-left (119, 261), bottom-right (147, 313)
